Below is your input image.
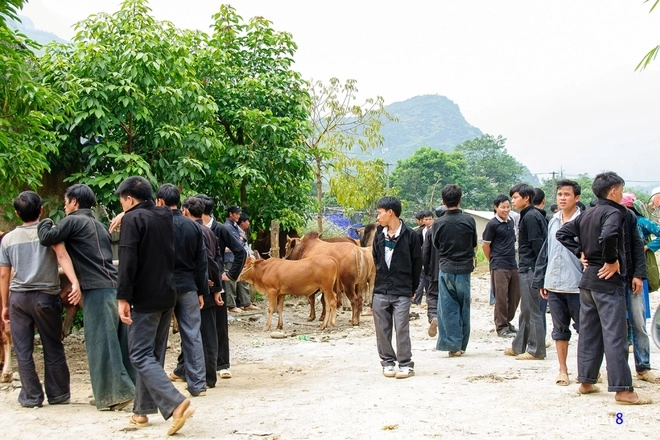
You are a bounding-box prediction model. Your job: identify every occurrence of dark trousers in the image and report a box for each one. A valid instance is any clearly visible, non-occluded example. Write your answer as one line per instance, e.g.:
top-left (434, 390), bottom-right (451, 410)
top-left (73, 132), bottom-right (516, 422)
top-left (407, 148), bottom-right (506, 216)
top-left (512, 269), bottom-right (546, 358)
top-left (491, 269), bottom-right (520, 333)
top-left (215, 290), bottom-right (230, 370)
top-left (9, 291), bottom-right (70, 407)
top-left (128, 308), bottom-right (185, 419)
top-left (426, 275), bottom-right (438, 323)
top-left (412, 273), bottom-right (428, 304)
top-left (547, 291), bottom-right (580, 341)
top-left (175, 306), bottom-right (218, 387)
top-left (577, 286), bottom-right (633, 392)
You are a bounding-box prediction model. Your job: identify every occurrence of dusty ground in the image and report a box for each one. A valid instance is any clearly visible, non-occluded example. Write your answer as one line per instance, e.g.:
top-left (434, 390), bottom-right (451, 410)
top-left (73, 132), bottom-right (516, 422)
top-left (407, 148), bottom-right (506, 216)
top-left (1, 274), bottom-right (660, 439)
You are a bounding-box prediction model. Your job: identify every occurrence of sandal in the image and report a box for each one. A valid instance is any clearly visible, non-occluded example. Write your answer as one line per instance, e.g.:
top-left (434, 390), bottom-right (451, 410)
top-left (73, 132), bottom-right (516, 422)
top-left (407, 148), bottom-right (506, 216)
top-left (556, 373), bottom-right (570, 386)
top-left (168, 372), bottom-right (185, 382)
top-left (129, 414), bottom-right (148, 428)
top-left (637, 371), bottom-right (660, 384)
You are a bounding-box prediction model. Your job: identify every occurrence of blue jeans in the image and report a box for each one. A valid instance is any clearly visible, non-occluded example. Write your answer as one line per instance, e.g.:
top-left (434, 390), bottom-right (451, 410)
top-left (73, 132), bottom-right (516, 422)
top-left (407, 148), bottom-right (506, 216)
top-left (372, 294), bottom-right (413, 368)
top-left (173, 291), bottom-right (206, 395)
top-left (512, 269), bottom-right (546, 358)
top-left (128, 308), bottom-right (185, 419)
top-left (436, 271), bottom-right (471, 352)
top-left (578, 286), bottom-right (633, 392)
top-left (625, 283), bottom-right (651, 372)
top-left (9, 291), bottom-right (70, 407)
top-left (83, 288), bottom-right (135, 409)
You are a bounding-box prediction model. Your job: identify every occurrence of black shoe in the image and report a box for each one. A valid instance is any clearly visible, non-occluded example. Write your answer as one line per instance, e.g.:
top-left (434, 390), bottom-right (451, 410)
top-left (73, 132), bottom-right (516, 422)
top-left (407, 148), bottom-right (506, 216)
top-left (508, 324), bottom-right (518, 333)
top-left (498, 330), bottom-right (515, 338)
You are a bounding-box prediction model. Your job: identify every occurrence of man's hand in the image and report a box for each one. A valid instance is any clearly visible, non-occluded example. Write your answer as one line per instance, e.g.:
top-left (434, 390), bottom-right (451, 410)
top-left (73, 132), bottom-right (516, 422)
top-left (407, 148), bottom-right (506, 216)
top-left (214, 291), bottom-right (224, 306)
top-left (222, 273), bottom-right (230, 282)
top-left (109, 212), bottom-right (125, 233)
top-left (198, 295), bottom-right (204, 309)
top-left (539, 288), bottom-right (548, 300)
top-left (118, 299), bottom-right (132, 325)
top-left (632, 277), bottom-right (643, 294)
top-left (1, 306), bottom-right (9, 327)
top-left (580, 252), bottom-right (588, 270)
top-left (67, 282), bottom-right (82, 306)
top-left (598, 260), bottom-right (620, 280)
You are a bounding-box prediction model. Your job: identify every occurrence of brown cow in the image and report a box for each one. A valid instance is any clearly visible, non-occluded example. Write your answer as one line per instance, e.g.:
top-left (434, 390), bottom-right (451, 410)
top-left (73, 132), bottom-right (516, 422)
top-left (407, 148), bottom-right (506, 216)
top-left (358, 247), bottom-right (376, 308)
top-left (0, 323), bottom-right (11, 382)
top-left (238, 255), bottom-right (339, 331)
top-left (285, 232), bottom-right (364, 325)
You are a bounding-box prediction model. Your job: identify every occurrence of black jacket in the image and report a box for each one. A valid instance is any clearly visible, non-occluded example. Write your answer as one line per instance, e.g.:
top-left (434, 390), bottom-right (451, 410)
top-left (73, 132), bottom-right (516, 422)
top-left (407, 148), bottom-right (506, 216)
top-left (372, 222), bottom-right (423, 297)
top-left (116, 200), bottom-right (176, 312)
top-left (38, 209), bottom-right (118, 290)
top-left (432, 209), bottom-right (477, 274)
top-left (172, 210), bottom-right (209, 297)
top-left (517, 205), bottom-right (548, 271)
top-left (623, 208), bottom-right (647, 282)
top-left (197, 219), bottom-right (221, 309)
top-left (556, 198), bottom-right (628, 292)
top-left (208, 218), bottom-right (246, 285)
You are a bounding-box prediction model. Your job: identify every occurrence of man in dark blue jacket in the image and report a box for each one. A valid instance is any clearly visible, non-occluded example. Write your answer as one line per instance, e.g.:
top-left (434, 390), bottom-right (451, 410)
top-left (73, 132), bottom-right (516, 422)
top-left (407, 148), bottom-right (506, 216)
top-left (372, 196), bottom-right (422, 379)
top-left (116, 177), bottom-right (194, 435)
top-left (156, 184), bottom-right (208, 397)
top-left (557, 171), bottom-right (652, 405)
top-left (505, 183), bottom-right (547, 360)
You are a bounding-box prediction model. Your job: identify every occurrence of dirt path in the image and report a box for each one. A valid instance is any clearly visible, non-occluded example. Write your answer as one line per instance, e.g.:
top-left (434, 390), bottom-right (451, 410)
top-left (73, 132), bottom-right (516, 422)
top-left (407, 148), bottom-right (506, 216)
top-left (2, 274), bottom-right (659, 439)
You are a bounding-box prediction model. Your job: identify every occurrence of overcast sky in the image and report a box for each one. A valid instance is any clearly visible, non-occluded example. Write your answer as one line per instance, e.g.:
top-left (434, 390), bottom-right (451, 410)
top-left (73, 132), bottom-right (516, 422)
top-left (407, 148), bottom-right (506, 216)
top-left (19, 0), bottom-right (660, 187)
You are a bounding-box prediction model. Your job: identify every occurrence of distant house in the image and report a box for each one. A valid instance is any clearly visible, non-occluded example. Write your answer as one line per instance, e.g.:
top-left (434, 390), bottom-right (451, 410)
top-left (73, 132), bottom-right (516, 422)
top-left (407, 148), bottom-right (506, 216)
top-left (463, 209), bottom-right (494, 242)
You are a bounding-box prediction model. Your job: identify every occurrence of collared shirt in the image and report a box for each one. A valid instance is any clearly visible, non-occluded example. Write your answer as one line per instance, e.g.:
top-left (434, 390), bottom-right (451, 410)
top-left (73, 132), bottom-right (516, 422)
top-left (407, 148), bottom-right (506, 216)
top-left (382, 221), bottom-right (402, 269)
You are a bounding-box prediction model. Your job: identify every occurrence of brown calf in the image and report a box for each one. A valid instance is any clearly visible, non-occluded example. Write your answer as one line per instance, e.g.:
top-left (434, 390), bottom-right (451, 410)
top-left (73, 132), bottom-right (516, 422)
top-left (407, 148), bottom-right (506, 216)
top-left (238, 255), bottom-right (339, 331)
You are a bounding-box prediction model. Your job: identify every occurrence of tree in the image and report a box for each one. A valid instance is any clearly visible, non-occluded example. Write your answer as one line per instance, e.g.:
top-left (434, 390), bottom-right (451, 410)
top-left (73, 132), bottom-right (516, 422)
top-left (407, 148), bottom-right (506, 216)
top-left (196, 5), bottom-right (313, 231)
top-left (39, 0), bottom-right (220, 213)
top-left (455, 135), bottom-right (525, 210)
top-left (306, 78), bottom-right (394, 233)
top-left (637, 0), bottom-right (660, 71)
top-left (0, 0), bottom-right (63, 213)
top-left (389, 147), bottom-right (466, 214)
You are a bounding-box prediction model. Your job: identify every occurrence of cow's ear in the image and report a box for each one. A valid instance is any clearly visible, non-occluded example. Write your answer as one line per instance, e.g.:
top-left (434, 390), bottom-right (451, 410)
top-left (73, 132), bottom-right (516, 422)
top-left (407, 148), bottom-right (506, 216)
top-left (254, 251), bottom-right (263, 260)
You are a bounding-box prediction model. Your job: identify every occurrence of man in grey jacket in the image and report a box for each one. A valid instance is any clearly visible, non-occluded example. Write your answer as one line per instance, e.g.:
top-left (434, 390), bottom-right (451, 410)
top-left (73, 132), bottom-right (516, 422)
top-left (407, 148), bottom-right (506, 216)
top-left (532, 180), bottom-right (583, 386)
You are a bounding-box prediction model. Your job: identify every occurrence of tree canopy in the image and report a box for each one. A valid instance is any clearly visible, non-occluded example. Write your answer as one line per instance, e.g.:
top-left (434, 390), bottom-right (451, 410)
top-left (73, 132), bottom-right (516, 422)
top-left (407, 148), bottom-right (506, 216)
top-left (30, 0), bottom-right (312, 231)
top-left (0, 0), bottom-right (62, 211)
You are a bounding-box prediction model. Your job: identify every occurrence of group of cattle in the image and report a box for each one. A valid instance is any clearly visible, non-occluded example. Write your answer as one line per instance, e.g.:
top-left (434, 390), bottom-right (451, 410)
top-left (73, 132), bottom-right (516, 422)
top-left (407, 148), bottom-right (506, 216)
top-left (238, 227), bottom-right (378, 332)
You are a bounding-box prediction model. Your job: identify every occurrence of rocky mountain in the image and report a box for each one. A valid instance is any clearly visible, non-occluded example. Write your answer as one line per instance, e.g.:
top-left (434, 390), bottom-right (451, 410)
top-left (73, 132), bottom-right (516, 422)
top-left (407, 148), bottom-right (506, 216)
top-left (8, 15), bottom-right (68, 53)
top-left (367, 94), bottom-right (483, 165)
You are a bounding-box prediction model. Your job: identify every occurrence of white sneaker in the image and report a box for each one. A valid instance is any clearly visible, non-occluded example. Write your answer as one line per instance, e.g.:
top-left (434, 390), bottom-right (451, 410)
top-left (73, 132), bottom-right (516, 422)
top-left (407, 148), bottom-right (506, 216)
top-left (395, 366), bottom-right (415, 379)
top-left (218, 369), bottom-right (232, 379)
top-left (382, 366), bottom-right (396, 378)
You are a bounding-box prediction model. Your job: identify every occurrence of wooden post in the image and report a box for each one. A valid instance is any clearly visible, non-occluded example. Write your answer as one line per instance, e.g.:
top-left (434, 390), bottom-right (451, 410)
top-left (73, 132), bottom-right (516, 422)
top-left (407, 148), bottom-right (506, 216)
top-left (270, 220), bottom-right (280, 259)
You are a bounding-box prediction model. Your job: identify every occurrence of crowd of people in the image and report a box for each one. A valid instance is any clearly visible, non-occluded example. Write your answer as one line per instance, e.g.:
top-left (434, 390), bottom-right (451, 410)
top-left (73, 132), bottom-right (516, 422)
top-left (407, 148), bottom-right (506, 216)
top-left (1, 171), bottom-right (659, 435)
top-left (0, 177), bottom-right (250, 435)
top-left (372, 172), bottom-right (659, 406)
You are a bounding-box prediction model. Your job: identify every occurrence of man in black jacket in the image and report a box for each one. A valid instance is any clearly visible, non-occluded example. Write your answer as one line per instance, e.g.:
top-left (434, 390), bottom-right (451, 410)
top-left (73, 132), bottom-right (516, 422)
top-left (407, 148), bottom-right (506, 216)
top-left (196, 194), bottom-right (246, 380)
top-left (505, 183), bottom-right (547, 360)
top-left (173, 196), bottom-right (222, 389)
top-left (557, 172), bottom-right (651, 405)
top-left (116, 177), bottom-right (194, 435)
top-left (372, 196), bottom-right (422, 379)
top-left (156, 184), bottom-right (208, 397)
top-left (432, 185), bottom-right (477, 357)
top-left (38, 184), bottom-right (135, 411)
